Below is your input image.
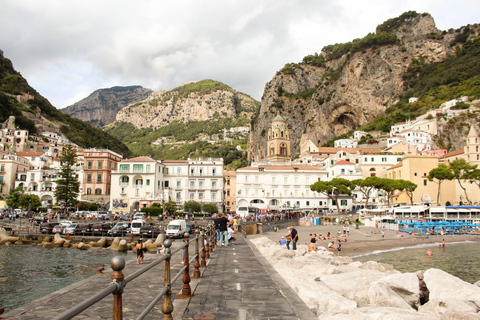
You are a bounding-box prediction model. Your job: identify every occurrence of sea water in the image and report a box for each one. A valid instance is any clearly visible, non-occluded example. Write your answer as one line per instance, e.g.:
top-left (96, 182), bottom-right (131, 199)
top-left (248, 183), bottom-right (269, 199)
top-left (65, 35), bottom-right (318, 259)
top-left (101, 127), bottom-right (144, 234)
top-left (0, 245), bottom-right (134, 312)
top-left (352, 241), bottom-right (480, 284)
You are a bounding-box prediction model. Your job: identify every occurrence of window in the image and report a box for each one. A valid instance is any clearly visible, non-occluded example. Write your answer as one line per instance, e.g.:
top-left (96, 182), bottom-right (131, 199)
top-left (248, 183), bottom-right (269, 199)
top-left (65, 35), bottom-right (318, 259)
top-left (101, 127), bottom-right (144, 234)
top-left (176, 192), bottom-right (181, 200)
top-left (190, 180), bottom-right (195, 188)
top-left (121, 176), bottom-right (129, 183)
top-left (177, 168), bottom-right (181, 175)
top-left (211, 192), bottom-right (216, 201)
top-left (255, 176), bottom-right (259, 183)
top-left (97, 173), bottom-right (102, 182)
top-left (87, 174), bottom-right (92, 183)
top-left (424, 180), bottom-right (427, 186)
top-left (212, 180), bottom-right (217, 188)
top-left (199, 181), bottom-right (204, 189)
top-left (95, 188), bottom-right (102, 195)
top-left (87, 188), bottom-right (92, 195)
top-left (146, 164), bottom-right (151, 172)
top-left (227, 179), bottom-right (230, 186)
top-left (227, 190), bottom-right (230, 196)
top-left (356, 159), bottom-right (359, 164)
top-left (190, 193), bottom-right (194, 200)
top-left (176, 180), bottom-right (181, 188)
top-left (119, 164), bottom-right (129, 172)
top-left (0, 165), bottom-right (4, 172)
top-left (146, 179), bottom-right (150, 186)
top-left (88, 161), bottom-right (92, 169)
top-left (199, 192), bottom-right (203, 200)
top-left (199, 168), bottom-right (204, 176)
top-left (272, 190), bottom-right (275, 196)
top-left (135, 179), bottom-right (143, 186)
top-left (340, 200), bottom-right (348, 206)
top-left (190, 168), bottom-right (194, 175)
top-left (133, 164), bottom-right (143, 173)
top-left (98, 161), bottom-right (102, 169)
top-left (212, 168), bottom-right (216, 176)
top-left (0, 176), bottom-right (3, 183)
top-left (164, 181), bottom-right (169, 188)
top-left (272, 176), bottom-right (276, 184)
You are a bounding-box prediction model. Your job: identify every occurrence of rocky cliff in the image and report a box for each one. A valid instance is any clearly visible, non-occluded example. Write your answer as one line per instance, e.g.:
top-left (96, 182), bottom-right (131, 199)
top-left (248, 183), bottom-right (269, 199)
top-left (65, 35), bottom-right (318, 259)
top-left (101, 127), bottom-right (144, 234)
top-left (247, 13), bottom-right (467, 161)
top-left (62, 86), bottom-right (152, 127)
top-left (115, 80), bottom-right (259, 129)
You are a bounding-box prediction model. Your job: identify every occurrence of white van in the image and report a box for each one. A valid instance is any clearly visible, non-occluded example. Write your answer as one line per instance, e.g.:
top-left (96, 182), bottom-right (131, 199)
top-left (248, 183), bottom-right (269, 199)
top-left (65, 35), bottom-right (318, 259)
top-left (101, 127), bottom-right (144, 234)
top-left (165, 220), bottom-right (189, 238)
top-left (133, 212), bottom-right (146, 220)
top-left (131, 219), bottom-right (146, 235)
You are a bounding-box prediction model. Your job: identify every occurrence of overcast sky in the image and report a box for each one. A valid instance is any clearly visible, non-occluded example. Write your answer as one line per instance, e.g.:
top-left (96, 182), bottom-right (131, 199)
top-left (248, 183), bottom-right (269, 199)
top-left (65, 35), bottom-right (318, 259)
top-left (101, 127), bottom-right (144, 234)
top-left (1, 0), bottom-right (479, 109)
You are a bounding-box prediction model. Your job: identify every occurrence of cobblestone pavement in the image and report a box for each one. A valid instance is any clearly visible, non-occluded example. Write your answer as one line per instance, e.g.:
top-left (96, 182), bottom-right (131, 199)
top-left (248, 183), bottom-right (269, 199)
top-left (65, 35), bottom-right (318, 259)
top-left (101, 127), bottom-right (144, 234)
top-left (4, 234), bottom-right (316, 320)
top-left (181, 235), bottom-right (316, 320)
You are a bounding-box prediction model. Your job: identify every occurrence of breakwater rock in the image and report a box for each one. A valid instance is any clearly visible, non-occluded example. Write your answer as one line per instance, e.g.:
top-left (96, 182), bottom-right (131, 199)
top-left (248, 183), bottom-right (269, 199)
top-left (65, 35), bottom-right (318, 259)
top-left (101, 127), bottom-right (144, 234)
top-left (251, 237), bottom-right (480, 319)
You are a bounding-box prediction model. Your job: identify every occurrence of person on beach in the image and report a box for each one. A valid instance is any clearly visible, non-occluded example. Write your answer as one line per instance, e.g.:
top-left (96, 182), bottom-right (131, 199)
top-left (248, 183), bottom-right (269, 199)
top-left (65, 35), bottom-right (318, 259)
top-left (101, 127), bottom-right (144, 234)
top-left (442, 239), bottom-right (445, 248)
top-left (285, 227), bottom-right (292, 250)
top-left (412, 231), bottom-right (416, 241)
top-left (136, 239), bottom-right (144, 264)
top-left (279, 236), bottom-right (286, 246)
top-left (291, 226), bottom-right (298, 250)
top-left (328, 241), bottom-right (334, 249)
top-left (426, 249), bottom-right (433, 256)
top-left (308, 238), bottom-right (318, 253)
top-left (381, 230), bottom-right (384, 239)
top-left (337, 241), bottom-right (341, 256)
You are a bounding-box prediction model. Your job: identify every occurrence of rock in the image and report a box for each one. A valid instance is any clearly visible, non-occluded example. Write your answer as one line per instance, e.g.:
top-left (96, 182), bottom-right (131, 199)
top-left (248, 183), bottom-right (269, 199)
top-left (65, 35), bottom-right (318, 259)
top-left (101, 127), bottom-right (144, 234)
top-left (359, 260), bottom-right (397, 273)
top-left (370, 273), bottom-right (420, 309)
top-left (153, 233), bottom-right (164, 246)
top-left (419, 299), bottom-right (480, 320)
top-left (144, 239), bottom-right (158, 252)
top-left (52, 234), bottom-right (66, 247)
top-left (15, 240), bottom-right (23, 245)
top-left (109, 237), bottom-right (120, 250)
top-left (77, 242), bottom-right (91, 250)
top-left (0, 229), bottom-right (20, 244)
top-left (475, 280), bottom-right (480, 287)
top-left (63, 240), bottom-right (71, 248)
top-left (71, 243), bottom-right (78, 249)
top-left (321, 306), bottom-right (439, 320)
top-left (91, 237), bottom-right (107, 248)
top-left (117, 240), bottom-right (128, 252)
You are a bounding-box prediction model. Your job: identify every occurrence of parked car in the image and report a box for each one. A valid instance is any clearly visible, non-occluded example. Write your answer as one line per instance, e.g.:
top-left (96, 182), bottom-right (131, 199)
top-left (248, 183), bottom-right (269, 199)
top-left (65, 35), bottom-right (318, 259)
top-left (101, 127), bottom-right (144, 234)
top-left (75, 223), bottom-right (94, 235)
top-left (139, 224), bottom-right (162, 238)
top-left (63, 223), bottom-right (79, 235)
top-left (97, 212), bottom-right (111, 220)
top-left (92, 222), bottom-right (113, 236)
top-left (40, 222), bottom-right (60, 234)
top-left (52, 224), bottom-right (66, 234)
top-left (108, 223), bottom-right (131, 237)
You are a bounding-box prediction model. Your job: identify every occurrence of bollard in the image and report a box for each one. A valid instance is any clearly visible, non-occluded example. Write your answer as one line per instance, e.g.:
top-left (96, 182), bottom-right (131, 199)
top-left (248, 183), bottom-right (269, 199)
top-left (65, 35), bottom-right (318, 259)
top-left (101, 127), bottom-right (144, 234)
top-left (66, 233), bottom-right (70, 240)
top-left (97, 267), bottom-right (104, 274)
top-left (192, 235), bottom-right (201, 279)
top-left (111, 256), bottom-right (125, 320)
top-left (129, 234), bottom-right (134, 243)
top-left (162, 239), bottom-right (174, 319)
top-left (177, 233), bottom-right (192, 298)
top-left (200, 234), bottom-right (207, 268)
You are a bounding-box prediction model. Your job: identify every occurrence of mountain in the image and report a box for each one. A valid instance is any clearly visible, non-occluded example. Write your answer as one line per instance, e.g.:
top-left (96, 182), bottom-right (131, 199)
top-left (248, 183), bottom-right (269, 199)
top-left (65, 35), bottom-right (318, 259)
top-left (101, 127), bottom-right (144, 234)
top-left (247, 12), bottom-right (480, 161)
top-left (105, 80), bottom-right (259, 167)
top-left (0, 49), bottom-right (133, 158)
top-left (61, 86), bottom-right (152, 127)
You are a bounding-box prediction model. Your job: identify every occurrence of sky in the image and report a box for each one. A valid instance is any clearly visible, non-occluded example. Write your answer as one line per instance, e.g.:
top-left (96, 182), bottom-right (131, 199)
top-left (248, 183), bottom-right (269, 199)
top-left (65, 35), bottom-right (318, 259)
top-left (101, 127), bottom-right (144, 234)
top-left (1, 0), bottom-right (479, 109)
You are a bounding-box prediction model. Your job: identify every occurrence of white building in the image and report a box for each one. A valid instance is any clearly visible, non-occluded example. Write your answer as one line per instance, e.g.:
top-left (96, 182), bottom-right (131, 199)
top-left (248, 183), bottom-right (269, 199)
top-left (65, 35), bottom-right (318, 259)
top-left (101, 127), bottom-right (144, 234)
top-left (236, 164), bottom-right (336, 213)
top-left (334, 139), bottom-right (357, 148)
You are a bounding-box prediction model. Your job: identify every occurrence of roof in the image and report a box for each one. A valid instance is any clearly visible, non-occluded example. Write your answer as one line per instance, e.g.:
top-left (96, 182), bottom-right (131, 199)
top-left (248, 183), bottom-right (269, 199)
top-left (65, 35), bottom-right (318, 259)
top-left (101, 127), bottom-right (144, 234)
top-left (334, 160), bottom-right (356, 166)
top-left (123, 156), bottom-right (156, 162)
top-left (316, 147), bottom-right (382, 155)
top-left (237, 165), bottom-right (325, 172)
top-left (439, 150), bottom-right (464, 159)
top-left (386, 162), bottom-right (403, 170)
top-left (16, 151), bottom-right (44, 156)
top-left (272, 114), bottom-right (285, 122)
top-left (162, 160), bottom-right (188, 163)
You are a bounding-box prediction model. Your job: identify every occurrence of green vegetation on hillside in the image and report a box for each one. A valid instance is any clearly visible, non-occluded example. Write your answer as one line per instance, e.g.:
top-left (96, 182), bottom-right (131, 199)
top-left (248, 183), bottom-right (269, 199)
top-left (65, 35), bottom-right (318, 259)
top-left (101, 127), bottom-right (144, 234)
top-left (0, 52), bottom-right (133, 158)
top-left (106, 119), bottom-right (249, 169)
top-left (363, 35), bottom-right (480, 132)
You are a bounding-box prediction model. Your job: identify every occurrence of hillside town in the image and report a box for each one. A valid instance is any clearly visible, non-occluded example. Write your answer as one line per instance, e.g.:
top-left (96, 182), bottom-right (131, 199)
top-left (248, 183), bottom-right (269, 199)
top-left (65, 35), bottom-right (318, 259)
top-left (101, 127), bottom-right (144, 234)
top-left (1, 95), bottom-right (480, 217)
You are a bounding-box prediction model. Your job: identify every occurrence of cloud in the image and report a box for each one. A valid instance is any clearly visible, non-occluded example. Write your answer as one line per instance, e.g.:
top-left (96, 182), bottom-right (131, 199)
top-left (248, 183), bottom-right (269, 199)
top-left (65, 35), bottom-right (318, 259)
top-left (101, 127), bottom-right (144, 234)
top-left (0, 0), bottom-right (479, 108)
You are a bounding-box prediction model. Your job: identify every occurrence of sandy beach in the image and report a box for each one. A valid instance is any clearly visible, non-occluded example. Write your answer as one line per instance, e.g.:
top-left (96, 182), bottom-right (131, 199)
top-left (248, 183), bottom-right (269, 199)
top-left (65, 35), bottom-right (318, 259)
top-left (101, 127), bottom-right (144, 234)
top-left (249, 224), bottom-right (480, 256)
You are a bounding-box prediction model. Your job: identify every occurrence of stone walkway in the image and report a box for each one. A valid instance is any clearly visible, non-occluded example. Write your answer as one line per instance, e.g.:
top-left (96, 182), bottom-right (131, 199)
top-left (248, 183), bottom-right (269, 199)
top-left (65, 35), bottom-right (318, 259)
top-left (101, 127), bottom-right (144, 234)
top-left (3, 234), bottom-right (316, 320)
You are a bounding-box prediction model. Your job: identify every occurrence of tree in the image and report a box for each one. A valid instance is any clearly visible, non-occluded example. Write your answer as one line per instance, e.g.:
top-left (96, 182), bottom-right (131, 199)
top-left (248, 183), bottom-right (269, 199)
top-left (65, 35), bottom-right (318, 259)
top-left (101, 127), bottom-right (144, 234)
top-left (6, 186), bottom-right (24, 209)
top-left (54, 145), bottom-right (80, 212)
top-left (18, 194), bottom-right (42, 211)
top-left (448, 159), bottom-right (477, 204)
top-left (310, 178), bottom-right (355, 214)
top-left (463, 168), bottom-right (480, 191)
top-left (377, 178), bottom-right (403, 207)
top-left (352, 176), bottom-right (383, 209)
top-left (201, 203), bottom-right (219, 215)
top-left (396, 179), bottom-right (418, 205)
top-left (428, 164), bottom-right (454, 206)
top-left (163, 201), bottom-right (177, 216)
top-left (184, 200), bottom-right (201, 213)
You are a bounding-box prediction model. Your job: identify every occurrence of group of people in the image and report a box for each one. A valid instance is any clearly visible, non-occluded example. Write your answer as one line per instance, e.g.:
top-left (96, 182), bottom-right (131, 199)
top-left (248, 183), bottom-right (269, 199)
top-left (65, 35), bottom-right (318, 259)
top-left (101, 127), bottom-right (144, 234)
top-left (280, 226), bottom-right (298, 250)
top-left (213, 213), bottom-right (238, 247)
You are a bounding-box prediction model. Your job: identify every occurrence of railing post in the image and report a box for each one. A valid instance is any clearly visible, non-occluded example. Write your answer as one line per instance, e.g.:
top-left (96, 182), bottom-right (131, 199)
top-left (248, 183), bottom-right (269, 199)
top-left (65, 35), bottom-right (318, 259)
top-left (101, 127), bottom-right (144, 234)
top-left (211, 226), bottom-right (216, 250)
top-left (177, 233), bottom-right (192, 298)
top-left (161, 239), bottom-right (173, 319)
top-left (200, 233), bottom-right (207, 268)
top-left (192, 234), bottom-right (201, 279)
top-left (111, 256), bottom-right (125, 320)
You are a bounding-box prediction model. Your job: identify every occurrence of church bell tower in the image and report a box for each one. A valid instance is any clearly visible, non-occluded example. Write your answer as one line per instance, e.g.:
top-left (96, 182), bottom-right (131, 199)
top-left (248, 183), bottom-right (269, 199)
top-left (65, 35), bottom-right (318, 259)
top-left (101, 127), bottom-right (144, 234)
top-left (267, 114), bottom-right (291, 162)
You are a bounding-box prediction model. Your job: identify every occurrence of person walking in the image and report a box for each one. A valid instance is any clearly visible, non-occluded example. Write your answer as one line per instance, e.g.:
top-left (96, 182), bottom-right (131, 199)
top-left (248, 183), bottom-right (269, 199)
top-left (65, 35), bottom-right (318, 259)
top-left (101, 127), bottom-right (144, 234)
top-left (291, 226), bottom-right (298, 250)
top-left (217, 213), bottom-right (229, 246)
top-left (136, 239), bottom-right (145, 265)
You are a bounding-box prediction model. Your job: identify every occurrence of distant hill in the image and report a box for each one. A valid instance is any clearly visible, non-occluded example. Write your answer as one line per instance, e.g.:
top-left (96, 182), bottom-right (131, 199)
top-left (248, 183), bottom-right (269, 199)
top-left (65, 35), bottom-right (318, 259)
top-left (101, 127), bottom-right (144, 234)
top-left (0, 49), bottom-right (133, 158)
top-left (105, 80), bottom-right (260, 168)
top-left (62, 85), bottom-right (153, 127)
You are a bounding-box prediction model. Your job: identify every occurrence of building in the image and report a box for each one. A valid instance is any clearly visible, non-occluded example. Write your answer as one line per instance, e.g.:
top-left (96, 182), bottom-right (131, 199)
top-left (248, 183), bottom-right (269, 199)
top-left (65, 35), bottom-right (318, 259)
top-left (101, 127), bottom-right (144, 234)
top-left (224, 170), bottom-right (236, 213)
top-left (334, 139), bottom-right (357, 148)
top-left (79, 148), bottom-right (123, 209)
top-left (464, 126), bottom-right (480, 166)
top-left (236, 164), bottom-right (331, 213)
top-left (267, 115), bottom-right (291, 162)
top-left (0, 154), bottom-right (30, 199)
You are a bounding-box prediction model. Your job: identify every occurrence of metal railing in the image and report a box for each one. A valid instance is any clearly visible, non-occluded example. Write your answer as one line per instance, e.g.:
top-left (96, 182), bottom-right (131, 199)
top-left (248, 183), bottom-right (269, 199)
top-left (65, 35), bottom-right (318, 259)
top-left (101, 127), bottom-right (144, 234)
top-left (52, 225), bottom-right (216, 320)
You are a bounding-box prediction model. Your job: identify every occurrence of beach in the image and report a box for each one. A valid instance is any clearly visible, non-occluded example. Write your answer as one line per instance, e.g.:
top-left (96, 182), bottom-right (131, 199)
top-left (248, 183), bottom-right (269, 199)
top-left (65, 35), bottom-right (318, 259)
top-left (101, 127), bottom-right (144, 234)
top-left (249, 224), bottom-right (480, 257)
